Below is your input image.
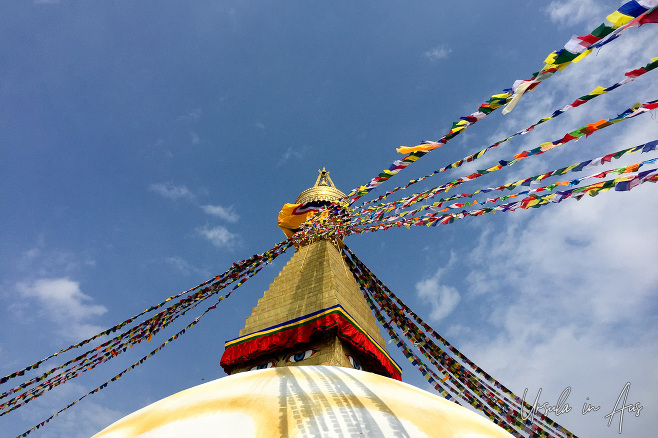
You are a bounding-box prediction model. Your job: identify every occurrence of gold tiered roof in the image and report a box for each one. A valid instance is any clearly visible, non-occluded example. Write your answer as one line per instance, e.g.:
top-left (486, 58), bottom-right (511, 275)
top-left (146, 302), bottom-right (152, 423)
top-left (294, 167), bottom-right (345, 204)
top-left (223, 239), bottom-right (393, 376)
top-left (220, 169), bottom-right (395, 377)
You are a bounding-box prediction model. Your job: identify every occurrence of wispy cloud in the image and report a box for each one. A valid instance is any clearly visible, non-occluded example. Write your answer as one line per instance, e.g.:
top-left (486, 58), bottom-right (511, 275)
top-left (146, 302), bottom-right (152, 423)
top-left (149, 184), bottom-right (238, 224)
top-left (409, 30), bottom-right (658, 432)
top-left (150, 184), bottom-right (242, 248)
top-left (165, 256), bottom-right (211, 278)
top-left (415, 261), bottom-right (461, 322)
top-left (149, 183), bottom-right (195, 201)
top-left (15, 380), bottom-right (125, 438)
top-left (176, 108), bottom-right (202, 123)
top-left (16, 278), bottom-right (108, 340)
top-left (423, 45), bottom-right (451, 62)
top-left (200, 204), bottom-right (239, 223)
top-left (196, 225), bottom-right (239, 249)
top-left (456, 186), bottom-right (658, 436)
top-left (277, 145), bottom-right (308, 166)
top-left (16, 238), bottom-right (96, 279)
top-left (545, 0), bottom-right (605, 27)
top-left (228, 8), bottom-right (238, 28)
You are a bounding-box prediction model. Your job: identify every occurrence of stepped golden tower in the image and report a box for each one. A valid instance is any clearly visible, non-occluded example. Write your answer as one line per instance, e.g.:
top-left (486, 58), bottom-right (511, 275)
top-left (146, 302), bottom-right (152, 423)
top-left (220, 168), bottom-right (398, 377)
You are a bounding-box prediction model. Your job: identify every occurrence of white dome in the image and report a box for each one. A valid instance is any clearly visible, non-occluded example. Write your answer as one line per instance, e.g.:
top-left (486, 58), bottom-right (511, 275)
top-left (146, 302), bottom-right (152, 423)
top-left (93, 366), bottom-right (512, 438)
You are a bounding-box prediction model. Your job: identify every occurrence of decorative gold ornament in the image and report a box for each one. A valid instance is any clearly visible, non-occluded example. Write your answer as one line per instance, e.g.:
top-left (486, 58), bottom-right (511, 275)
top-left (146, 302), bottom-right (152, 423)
top-left (294, 167), bottom-right (346, 204)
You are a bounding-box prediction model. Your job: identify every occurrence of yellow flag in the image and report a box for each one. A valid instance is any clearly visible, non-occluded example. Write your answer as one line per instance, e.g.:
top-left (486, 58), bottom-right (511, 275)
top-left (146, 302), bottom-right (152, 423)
top-left (277, 202), bottom-right (330, 238)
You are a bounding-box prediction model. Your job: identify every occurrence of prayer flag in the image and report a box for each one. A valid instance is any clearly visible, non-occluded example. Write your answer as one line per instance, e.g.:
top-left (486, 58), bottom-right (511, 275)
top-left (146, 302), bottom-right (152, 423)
top-left (277, 201), bottom-right (332, 238)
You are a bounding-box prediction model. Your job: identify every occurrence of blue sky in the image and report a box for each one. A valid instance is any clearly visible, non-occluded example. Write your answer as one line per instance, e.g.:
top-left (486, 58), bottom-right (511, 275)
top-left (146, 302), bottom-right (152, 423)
top-left (1, 1), bottom-right (657, 437)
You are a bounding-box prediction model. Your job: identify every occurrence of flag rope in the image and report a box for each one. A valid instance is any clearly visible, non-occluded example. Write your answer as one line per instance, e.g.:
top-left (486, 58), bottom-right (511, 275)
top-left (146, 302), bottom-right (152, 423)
top-left (343, 246), bottom-right (578, 438)
top-left (2, 241), bottom-right (292, 432)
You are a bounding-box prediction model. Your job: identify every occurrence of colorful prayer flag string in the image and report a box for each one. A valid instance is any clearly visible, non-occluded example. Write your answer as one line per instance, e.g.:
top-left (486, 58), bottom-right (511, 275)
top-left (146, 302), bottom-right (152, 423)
top-left (346, 101), bottom-right (657, 230)
top-left (0, 275), bottom-right (223, 387)
top-left (343, 3), bottom-right (657, 209)
top-left (353, 60), bottom-right (658, 212)
top-left (342, 246), bottom-right (578, 438)
top-left (350, 140), bottom-right (657, 228)
top-left (3, 241), bottom-right (292, 429)
top-left (503, 2), bottom-right (658, 114)
top-left (17, 298), bottom-right (223, 437)
top-left (350, 167), bottom-right (657, 234)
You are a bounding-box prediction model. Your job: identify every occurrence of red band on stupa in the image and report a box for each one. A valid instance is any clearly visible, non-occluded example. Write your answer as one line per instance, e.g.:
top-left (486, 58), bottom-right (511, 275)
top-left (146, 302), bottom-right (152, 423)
top-left (220, 305), bottom-right (401, 380)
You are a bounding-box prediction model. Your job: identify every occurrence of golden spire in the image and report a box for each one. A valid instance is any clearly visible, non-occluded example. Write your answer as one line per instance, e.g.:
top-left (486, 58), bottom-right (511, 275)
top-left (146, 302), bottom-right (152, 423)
top-left (221, 169), bottom-right (396, 378)
top-left (294, 167), bottom-right (346, 204)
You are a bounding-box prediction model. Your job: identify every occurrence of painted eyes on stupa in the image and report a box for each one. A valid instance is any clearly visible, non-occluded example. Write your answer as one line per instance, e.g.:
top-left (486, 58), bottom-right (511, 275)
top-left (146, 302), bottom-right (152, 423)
top-left (286, 349), bottom-right (317, 363)
top-left (249, 360), bottom-right (275, 371)
top-left (346, 355), bottom-right (362, 370)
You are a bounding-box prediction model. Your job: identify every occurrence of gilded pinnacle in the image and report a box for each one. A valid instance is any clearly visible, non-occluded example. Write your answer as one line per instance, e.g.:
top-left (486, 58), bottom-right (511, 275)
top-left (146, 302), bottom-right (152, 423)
top-left (295, 167), bottom-right (346, 204)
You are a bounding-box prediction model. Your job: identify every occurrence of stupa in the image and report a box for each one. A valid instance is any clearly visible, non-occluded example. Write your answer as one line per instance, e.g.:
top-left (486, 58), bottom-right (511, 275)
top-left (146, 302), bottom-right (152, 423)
top-left (92, 169), bottom-right (513, 438)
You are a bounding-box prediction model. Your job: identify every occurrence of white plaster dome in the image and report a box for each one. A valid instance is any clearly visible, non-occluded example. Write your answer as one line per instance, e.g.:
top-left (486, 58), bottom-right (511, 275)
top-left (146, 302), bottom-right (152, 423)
top-left (93, 365), bottom-right (512, 437)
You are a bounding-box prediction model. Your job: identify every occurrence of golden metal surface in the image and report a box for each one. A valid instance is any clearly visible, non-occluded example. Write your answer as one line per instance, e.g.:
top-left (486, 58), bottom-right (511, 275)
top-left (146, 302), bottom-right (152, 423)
top-left (294, 167), bottom-right (346, 204)
top-left (230, 240), bottom-right (388, 375)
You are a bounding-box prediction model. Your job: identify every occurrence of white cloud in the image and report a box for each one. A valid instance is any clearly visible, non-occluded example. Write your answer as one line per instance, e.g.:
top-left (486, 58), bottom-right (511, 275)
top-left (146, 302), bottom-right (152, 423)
top-left (196, 225), bottom-right (239, 249)
top-left (149, 183), bottom-right (195, 201)
top-left (200, 204), bottom-right (239, 223)
top-left (12, 380), bottom-right (126, 438)
top-left (423, 45), bottom-right (451, 62)
top-left (176, 108), bottom-right (202, 122)
top-left (228, 8), bottom-right (238, 28)
top-left (17, 278), bottom-right (108, 340)
top-left (17, 247), bottom-right (95, 278)
top-left (166, 256), bottom-right (194, 275)
top-left (55, 400), bottom-right (125, 438)
top-left (545, 0), bottom-right (605, 27)
top-left (149, 186), bottom-right (241, 248)
top-left (165, 256), bottom-right (210, 278)
top-left (415, 269), bottom-right (461, 322)
top-left (408, 39), bottom-right (658, 430)
top-left (457, 28), bottom-right (658, 198)
top-left (455, 183), bottom-right (658, 437)
top-left (277, 145), bottom-right (308, 166)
